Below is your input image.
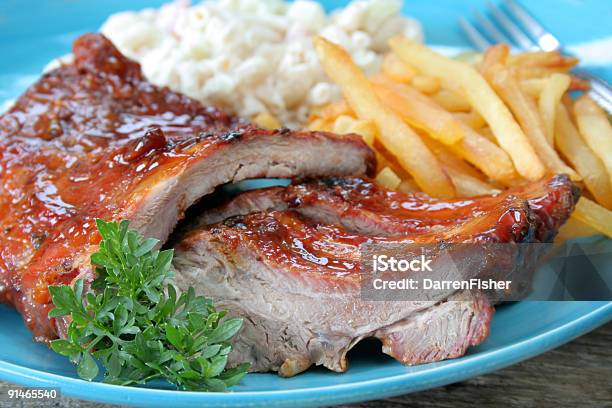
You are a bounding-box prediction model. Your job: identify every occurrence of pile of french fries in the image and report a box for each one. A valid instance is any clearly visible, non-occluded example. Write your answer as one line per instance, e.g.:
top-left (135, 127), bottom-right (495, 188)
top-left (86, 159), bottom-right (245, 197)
top-left (305, 36), bottom-right (612, 240)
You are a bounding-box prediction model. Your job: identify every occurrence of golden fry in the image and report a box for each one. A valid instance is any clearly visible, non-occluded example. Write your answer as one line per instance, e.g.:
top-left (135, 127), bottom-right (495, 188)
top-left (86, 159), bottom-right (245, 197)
top-left (556, 215), bottom-right (602, 241)
top-left (411, 74), bottom-right (440, 94)
top-left (307, 117), bottom-right (333, 132)
top-left (477, 126), bottom-right (495, 142)
top-left (555, 104), bottom-right (612, 209)
top-left (372, 76), bottom-right (517, 183)
top-left (574, 95), bottom-right (612, 186)
top-left (372, 140), bottom-right (412, 180)
top-left (398, 178), bottom-right (420, 193)
top-left (482, 62), bottom-right (578, 179)
top-left (381, 53), bottom-right (416, 83)
top-left (375, 167), bottom-right (402, 190)
top-left (450, 123), bottom-right (520, 185)
top-left (320, 99), bottom-right (353, 121)
top-left (315, 36), bottom-right (455, 198)
top-left (332, 115), bottom-right (358, 134)
top-left (452, 111), bottom-right (486, 130)
top-left (508, 51), bottom-right (578, 70)
top-left (390, 37), bottom-right (545, 181)
top-left (520, 78), bottom-right (546, 98)
top-left (421, 136), bottom-right (500, 196)
top-left (447, 170), bottom-right (500, 197)
top-left (572, 197), bottom-right (612, 238)
top-left (479, 43), bottom-right (509, 72)
top-left (349, 119), bottom-right (377, 147)
top-left (253, 112), bottom-right (281, 130)
top-left (430, 89), bottom-right (471, 112)
top-left (329, 113), bottom-right (377, 146)
top-left (421, 137), bottom-right (487, 180)
top-left (513, 66), bottom-right (568, 80)
top-left (538, 73), bottom-right (571, 146)
top-left (371, 78), bottom-right (464, 144)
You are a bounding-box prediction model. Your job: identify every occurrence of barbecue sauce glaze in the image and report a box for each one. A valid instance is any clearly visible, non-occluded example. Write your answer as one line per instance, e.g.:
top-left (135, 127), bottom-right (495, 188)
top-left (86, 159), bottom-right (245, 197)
top-left (0, 34), bottom-right (236, 339)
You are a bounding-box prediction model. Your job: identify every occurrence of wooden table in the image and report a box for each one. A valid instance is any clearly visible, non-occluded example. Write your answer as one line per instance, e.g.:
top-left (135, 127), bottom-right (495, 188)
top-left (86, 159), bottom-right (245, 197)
top-left (1, 322), bottom-right (610, 407)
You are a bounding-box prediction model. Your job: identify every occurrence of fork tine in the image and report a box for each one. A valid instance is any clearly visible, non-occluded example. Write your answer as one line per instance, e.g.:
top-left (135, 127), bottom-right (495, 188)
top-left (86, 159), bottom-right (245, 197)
top-left (459, 17), bottom-right (491, 52)
top-left (473, 10), bottom-right (511, 45)
top-left (504, 0), bottom-right (561, 51)
top-left (486, 1), bottom-right (534, 50)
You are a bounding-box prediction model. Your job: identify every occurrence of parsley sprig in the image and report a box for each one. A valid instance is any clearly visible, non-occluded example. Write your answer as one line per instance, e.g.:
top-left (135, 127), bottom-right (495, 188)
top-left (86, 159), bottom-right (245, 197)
top-left (48, 219), bottom-right (249, 391)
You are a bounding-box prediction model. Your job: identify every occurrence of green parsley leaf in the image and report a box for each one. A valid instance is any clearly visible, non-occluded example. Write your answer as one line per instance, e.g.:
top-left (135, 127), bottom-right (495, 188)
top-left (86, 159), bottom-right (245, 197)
top-left (48, 219), bottom-right (249, 391)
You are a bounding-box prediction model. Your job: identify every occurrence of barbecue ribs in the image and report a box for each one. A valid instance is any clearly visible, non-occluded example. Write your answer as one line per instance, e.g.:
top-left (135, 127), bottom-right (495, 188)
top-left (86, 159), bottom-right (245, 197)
top-left (0, 34), bottom-right (374, 340)
top-left (172, 175), bottom-right (578, 376)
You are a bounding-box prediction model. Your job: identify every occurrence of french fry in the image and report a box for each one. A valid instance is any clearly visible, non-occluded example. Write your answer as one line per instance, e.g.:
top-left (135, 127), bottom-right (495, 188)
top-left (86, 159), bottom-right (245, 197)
top-left (375, 151), bottom-right (391, 173)
top-left (556, 215), bottom-right (602, 241)
top-left (381, 53), bottom-right (416, 83)
top-left (320, 99), bottom-right (353, 121)
top-left (520, 78), bottom-right (545, 98)
top-left (572, 197), bottom-right (612, 238)
top-left (478, 42), bottom-right (509, 73)
top-left (371, 76), bottom-right (517, 183)
top-left (573, 95), bottom-right (612, 185)
top-left (453, 51), bottom-right (483, 65)
top-left (423, 137), bottom-right (501, 195)
top-left (375, 167), bottom-right (402, 190)
top-left (370, 78), bottom-right (464, 144)
top-left (373, 140), bottom-right (411, 178)
top-left (390, 37), bottom-right (546, 181)
top-left (538, 73), bottom-right (571, 146)
top-left (330, 114), bottom-right (377, 146)
top-left (253, 112), bottom-right (281, 129)
top-left (411, 75), bottom-right (440, 94)
top-left (421, 136), bottom-right (499, 196)
top-left (398, 178), bottom-right (420, 193)
top-left (555, 104), bottom-right (612, 209)
top-left (482, 61), bottom-right (578, 179)
top-left (333, 115), bottom-right (358, 134)
top-left (421, 137), bottom-right (488, 181)
top-left (452, 111), bottom-right (486, 130)
top-left (450, 123), bottom-right (520, 185)
top-left (478, 126), bottom-right (495, 142)
top-left (447, 170), bottom-right (500, 197)
top-left (561, 93), bottom-right (575, 117)
top-left (312, 39), bottom-right (609, 241)
top-left (308, 117), bottom-right (333, 132)
top-left (314, 36), bottom-right (455, 198)
top-left (349, 119), bottom-right (377, 147)
top-left (430, 89), bottom-right (471, 112)
top-left (309, 37), bottom-right (611, 243)
top-left (513, 66), bottom-right (568, 80)
top-left (508, 51), bottom-right (578, 70)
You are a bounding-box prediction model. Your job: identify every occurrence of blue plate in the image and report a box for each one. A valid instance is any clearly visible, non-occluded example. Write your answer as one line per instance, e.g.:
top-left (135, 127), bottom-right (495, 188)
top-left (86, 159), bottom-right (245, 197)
top-left (1, 1), bottom-right (611, 407)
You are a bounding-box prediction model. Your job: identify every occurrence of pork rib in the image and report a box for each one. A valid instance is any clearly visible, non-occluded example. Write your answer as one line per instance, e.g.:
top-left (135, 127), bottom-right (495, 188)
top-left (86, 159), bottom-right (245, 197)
top-left (172, 210), bottom-right (498, 376)
top-left (194, 174), bottom-right (578, 241)
top-left (0, 34), bottom-right (374, 340)
top-left (172, 175), bottom-right (577, 376)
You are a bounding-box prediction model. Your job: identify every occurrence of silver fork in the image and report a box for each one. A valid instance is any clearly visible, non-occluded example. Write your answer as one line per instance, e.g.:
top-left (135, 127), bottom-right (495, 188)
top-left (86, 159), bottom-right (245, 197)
top-left (459, 0), bottom-right (612, 114)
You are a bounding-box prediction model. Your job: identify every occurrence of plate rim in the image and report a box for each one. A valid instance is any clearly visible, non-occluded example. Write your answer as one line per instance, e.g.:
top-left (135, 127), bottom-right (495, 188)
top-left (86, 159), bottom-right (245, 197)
top-left (1, 302), bottom-right (611, 407)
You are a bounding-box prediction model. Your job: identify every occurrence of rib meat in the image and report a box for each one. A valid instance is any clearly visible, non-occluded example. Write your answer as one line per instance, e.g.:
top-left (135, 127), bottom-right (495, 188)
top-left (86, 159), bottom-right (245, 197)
top-left (173, 211), bottom-right (497, 376)
top-left (172, 175), bottom-right (578, 376)
top-left (195, 174), bottom-right (578, 241)
top-left (0, 34), bottom-right (374, 340)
